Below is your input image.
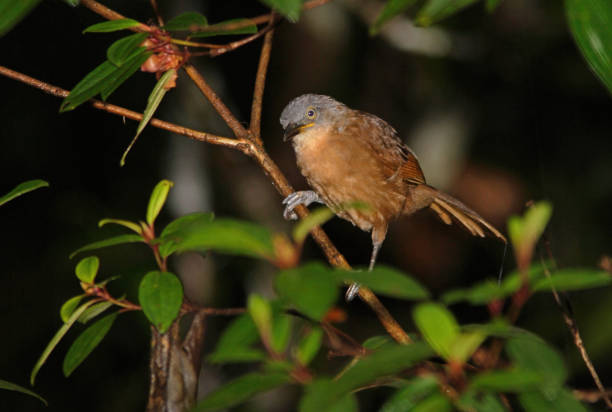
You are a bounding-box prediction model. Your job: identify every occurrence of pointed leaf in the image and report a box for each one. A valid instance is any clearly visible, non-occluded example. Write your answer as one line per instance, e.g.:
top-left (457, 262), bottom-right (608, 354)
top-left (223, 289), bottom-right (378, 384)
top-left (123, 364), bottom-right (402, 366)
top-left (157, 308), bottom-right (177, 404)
top-left (158, 212), bottom-right (214, 257)
top-left (449, 331), bottom-right (486, 363)
top-left (98, 218), bottom-right (142, 234)
top-left (83, 18), bottom-right (142, 33)
top-left (532, 269), bottom-right (611, 292)
top-left (335, 265), bottom-right (429, 300)
top-left (78, 300), bottom-right (114, 324)
top-left (138, 271), bottom-right (183, 333)
top-left (0, 0), bottom-right (41, 37)
top-left (99, 50), bottom-right (151, 100)
top-left (508, 201), bottom-right (552, 257)
top-left (31, 300), bottom-right (97, 385)
top-left (0, 379), bottom-right (47, 405)
top-left (248, 294), bottom-right (273, 341)
top-left (208, 314), bottom-right (263, 363)
top-left (60, 295), bottom-right (85, 323)
top-left (193, 372), bottom-right (289, 411)
top-left (458, 392), bottom-right (506, 412)
top-left (164, 11), bottom-right (207, 31)
top-left (470, 368), bottom-right (542, 392)
top-left (0, 179), bottom-right (48, 207)
top-left (296, 327), bottom-right (323, 366)
top-left (259, 0), bottom-right (302, 22)
top-left (120, 69), bottom-right (175, 166)
top-left (191, 18), bottom-right (258, 38)
top-left (75, 256), bottom-right (99, 283)
top-left (380, 376), bottom-right (439, 412)
top-left (415, 0), bottom-right (480, 27)
top-left (370, 0), bottom-right (419, 35)
top-left (107, 32), bottom-right (148, 66)
top-left (146, 179), bottom-right (174, 226)
top-left (60, 60), bottom-right (117, 112)
top-left (441, 280), bottom-right (505, 305)
top-left (69, 234), bottom-right (144, 259)
top-left (413, 302), bottom-right (459, 360)
top-left (276, 262), bottom-right (339, 320)
top-left (410, 393), bottom-right (452, 411)
top-left (566, 0), bottom-right (612, 95)
top-left (168, 218), bottom-right (275, 259)
top-left (207, 348), bottom-right (266, 364)
top-left (271, 314), bottom-right (292, 353)
top-left (63, 312), bottom-right (118, 377)
top-left (486, 0), bottom-right (503, 12)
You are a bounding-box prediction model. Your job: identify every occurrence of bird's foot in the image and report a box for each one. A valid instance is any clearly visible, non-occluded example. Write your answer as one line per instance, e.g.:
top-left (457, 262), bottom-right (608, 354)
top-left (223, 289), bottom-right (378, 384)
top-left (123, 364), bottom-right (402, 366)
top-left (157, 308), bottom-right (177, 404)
top-left (282, 190), bottom-right (323, 220)
top-left (345, 283), bottom-right (360, 301)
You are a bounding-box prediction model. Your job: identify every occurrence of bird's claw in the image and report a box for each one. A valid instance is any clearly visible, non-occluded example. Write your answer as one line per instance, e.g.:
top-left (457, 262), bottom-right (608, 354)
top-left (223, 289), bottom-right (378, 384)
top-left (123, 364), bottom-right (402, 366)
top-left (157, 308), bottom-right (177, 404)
top-left (282, 190), bottom-right (322, 221)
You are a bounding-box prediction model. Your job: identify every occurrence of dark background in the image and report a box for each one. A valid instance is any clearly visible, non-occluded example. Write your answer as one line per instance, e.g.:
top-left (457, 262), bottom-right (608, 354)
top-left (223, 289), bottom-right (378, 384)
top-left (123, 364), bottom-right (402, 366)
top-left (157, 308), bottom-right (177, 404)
top-left (1, 0), bottom-right (611, 410)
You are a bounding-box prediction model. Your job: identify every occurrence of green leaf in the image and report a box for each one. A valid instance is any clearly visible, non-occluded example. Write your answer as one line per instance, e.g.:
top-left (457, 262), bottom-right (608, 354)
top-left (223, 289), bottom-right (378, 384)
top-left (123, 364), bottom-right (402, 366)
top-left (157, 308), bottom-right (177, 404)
top-left (470, 368), bottom-right (542, 392)
top-left (441, 280), bottom-right (505, 305)
top-left (415, 0), bottom-right (480, 27)
top-left (327, 393), bottom-right (358, 412)
top-left (69, 234), bottom-right (144, 259)
top-left (63, 0), bottom-right (78, 5)
top-left (508, 202), bottom-right (552, 258)
top-left (146, 179), bottom-right (174, 226)
top-left (276, 262), bottom-right (338, 320)
top-left (413, 302), bottom-right (459, 360)
top-left (138, 271), bottom-right (183, 333)
top-left (158, 212), bottom-right (214, 258)
top-left (380, 376), bottom-right (440, 412)
top-left (190, 18), bottom-right (258, 38)
top-left (449, 331), bottom-right (486, 363)
top-left (259, 0), bottom-right (303, 22)
top-left (99, 50), bottom-right (151, 101)
top-left (271, 314), bottom-right (292, 353)
top-left (335, 265), bottom-right (429, 300)
top-left (63, 312), bottom-right (118, 377)
top-left (98, 218), bottom-right (143, 234)
top-left (207, 347), bottom-right (266, 364)
top-left (362, 335), bottom-right (393, 350)
top-left (566, 0), bottom-right (612, 95)
top-left (193, 372), bottom-right (289, 411)
top-left (0, 179), bottom-right (48, 207)
top-left (107, 32), bottom-right (148, 66)
top-left (457, 392), bottom-right (506, 412)
top-left (518, 389), bottom-right (588, 412)
top-left (164, 11), bottom-right (208, 31)
top-left (78, 300), bottom-right (114, 324)
top-left (168, 218), bottom-right (275, 259)
top-left (60, 60), bottom-right (116, 112)
top-left (296, 327), bottom-right (323, 366)
top-left (60, 295), bottom-right (85, 323)
top-left (532, 269), bottom-right (612, 292)
top-left (120, 68), bottom-right (176, 166)
top-left (300, 342), bottom-right (433, 412)
top-left (410, 393), bottom-right (452, 412)
top-left (31, 300), bottom-right (97, 385)
top-left (0, 0), bottom-right (42, 37)
top-left (248, 294), bottom-right (273, 341)
top-left (370, 0), bottom-right (419, 35)
top-left (486, 0), bottom-right (503, 12)
top-left (293, 206), bottom-right (335, 244)
top-left (83, 18), bottom-right (141, 33)
top-left (506, 335), bottom-right (567, 398)
top-left (75, 256), bottom-right (99, 283)
top-left (208, 314), bottom-right (265, 363)
top-left (0, 379), bottom-right (47, 405)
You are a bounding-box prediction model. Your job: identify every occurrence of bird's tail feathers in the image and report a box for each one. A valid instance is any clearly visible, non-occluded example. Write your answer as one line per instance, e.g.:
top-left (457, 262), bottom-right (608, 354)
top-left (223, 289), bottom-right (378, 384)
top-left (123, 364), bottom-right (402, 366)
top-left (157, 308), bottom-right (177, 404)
top-left (428, 188), bottom-right (506, 243)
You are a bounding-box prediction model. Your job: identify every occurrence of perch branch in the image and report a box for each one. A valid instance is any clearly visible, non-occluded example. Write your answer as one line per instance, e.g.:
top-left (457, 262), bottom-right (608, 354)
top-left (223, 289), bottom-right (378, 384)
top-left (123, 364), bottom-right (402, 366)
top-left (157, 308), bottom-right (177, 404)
top-left (250, 28), bottom-right (275, 144)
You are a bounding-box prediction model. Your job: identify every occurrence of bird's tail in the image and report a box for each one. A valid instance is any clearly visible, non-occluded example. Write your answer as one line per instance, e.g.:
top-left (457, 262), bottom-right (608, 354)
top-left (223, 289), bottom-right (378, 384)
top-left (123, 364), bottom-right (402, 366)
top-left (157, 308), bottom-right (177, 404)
top-left (427, 187), bottom-right (506, 242)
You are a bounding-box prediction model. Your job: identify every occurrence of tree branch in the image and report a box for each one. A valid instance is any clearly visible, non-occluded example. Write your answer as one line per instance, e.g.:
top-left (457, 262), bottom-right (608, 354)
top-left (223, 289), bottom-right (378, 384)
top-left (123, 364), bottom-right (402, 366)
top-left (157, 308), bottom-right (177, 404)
top-left (250, 28), bottom-right (275, 145)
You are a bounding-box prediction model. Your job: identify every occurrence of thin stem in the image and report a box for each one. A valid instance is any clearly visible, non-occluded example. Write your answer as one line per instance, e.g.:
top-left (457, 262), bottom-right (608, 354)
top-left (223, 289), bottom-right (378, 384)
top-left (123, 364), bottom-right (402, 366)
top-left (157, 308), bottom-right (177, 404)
top-left (0, 66), bottom-right (247, 152)
top-left (208, 21), bottom-right (278, 58)
top-left (80, 0), bottom-right (151, 32)
top-left (250, 27), bottom-right (275, 144)
top-left (149, 0), bottom-right (164, 27)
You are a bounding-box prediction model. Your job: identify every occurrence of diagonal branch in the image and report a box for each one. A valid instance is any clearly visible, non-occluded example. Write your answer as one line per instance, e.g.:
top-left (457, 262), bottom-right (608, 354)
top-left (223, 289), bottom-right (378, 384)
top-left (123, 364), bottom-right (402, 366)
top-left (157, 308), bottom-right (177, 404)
top-left (250, 28), bottom-right (275, 145)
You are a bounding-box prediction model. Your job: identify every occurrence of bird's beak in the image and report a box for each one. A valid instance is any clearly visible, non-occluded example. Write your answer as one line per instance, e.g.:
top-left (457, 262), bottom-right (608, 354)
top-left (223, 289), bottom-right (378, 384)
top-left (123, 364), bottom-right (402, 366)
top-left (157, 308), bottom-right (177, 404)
top-left (283, 122), bottom-right (314, 142)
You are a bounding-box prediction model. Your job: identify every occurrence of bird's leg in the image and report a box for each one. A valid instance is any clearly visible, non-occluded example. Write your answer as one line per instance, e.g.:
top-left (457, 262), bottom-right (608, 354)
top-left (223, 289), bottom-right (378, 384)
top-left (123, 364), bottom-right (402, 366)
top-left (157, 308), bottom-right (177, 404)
top-left (282, 190), bottom-right (324, 220)
top-left (345, 224), bottom-right (387, 301)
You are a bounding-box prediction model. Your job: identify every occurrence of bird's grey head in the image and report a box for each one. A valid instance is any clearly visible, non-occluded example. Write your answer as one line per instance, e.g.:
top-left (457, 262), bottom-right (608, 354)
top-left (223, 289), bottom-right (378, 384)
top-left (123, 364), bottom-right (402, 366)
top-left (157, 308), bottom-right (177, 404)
top-left (279, 94), bottom-right (346, 141)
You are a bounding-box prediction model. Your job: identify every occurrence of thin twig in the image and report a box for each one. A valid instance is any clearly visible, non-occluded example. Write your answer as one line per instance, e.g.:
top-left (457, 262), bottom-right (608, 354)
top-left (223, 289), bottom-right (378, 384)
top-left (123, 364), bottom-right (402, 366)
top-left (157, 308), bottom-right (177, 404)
top-left (209, 22), bottom-right (278, 57)
top-left (0, 66), bottom-right (247, 152)
top-left (80, 0), bottom-right (151, 32)
top-left (541, 242), bottom-right (612, 408)
top-left (150, 0), bottom-right (164, 27)
top-left (182, 64), bottom-right (250, 140)
top-left (250, 27), bottom-right (275, 144)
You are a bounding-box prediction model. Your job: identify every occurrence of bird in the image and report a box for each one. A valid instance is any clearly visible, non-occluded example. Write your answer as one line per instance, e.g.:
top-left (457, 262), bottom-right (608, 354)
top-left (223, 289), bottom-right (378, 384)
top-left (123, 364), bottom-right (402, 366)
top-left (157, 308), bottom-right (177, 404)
top-left (279, 94), bottom-right (506, 300)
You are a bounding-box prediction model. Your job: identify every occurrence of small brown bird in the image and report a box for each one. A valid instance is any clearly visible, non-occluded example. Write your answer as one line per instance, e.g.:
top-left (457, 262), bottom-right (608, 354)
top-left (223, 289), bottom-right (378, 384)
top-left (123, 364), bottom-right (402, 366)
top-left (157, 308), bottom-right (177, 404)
top-left (280, 94), bottom-right (506, 300)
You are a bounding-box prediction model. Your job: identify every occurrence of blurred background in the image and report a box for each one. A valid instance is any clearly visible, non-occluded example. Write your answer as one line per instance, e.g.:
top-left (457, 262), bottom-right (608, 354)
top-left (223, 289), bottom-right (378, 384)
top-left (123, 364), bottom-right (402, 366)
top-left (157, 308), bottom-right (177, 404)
top-left (1, 0), bottom-right (611, 410)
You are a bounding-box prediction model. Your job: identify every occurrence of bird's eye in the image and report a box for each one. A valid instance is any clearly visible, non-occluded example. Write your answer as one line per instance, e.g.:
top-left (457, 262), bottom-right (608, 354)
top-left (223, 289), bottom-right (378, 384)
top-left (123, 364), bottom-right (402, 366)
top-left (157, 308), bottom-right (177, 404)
top-left (306, 107), bottom-right (317, 120)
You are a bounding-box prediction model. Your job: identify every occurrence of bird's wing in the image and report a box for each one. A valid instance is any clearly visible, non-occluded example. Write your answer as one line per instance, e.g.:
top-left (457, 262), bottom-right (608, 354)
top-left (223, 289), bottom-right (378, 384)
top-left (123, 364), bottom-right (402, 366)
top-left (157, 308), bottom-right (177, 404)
top-left (350, 110), bottom-right (426, 185)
